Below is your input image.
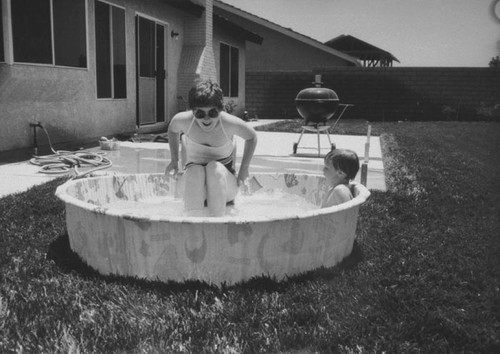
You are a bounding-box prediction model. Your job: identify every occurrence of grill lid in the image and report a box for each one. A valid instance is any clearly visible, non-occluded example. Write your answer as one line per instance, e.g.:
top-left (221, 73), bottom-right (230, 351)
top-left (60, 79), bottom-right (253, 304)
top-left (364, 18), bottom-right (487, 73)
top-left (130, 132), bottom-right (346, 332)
top-left (295, 75), bottom-right (339, 102)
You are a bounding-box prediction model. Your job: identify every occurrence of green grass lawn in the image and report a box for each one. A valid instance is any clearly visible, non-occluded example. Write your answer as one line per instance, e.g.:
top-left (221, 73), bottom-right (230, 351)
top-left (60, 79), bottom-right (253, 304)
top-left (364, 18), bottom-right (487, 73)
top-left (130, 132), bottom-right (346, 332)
top-left (1, 121), bottom-right (499, 353)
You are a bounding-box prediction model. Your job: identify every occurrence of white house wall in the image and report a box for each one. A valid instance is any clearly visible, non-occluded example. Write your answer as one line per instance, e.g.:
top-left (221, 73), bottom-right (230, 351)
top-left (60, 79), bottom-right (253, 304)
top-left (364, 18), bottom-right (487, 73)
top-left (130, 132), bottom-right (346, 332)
top-left (0, 0), bottom-right (188, 156)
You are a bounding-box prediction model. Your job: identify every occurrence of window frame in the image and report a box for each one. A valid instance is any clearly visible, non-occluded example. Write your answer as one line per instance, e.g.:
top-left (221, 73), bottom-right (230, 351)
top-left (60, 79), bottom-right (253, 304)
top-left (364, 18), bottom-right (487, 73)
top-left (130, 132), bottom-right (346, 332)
top-left (95, 0), bottom-right (127, 100)
top-left (10, 0), bottom-right (88, 69)
top-left (219, 42), bottom-right (239, 98)
top-left (0, 1), bottom-right (4, 62)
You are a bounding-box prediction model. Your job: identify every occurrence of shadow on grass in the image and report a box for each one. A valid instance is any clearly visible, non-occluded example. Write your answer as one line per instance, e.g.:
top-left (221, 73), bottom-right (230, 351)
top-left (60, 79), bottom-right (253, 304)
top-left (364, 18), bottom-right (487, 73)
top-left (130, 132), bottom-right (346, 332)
top-left (47, 233), bottom-right (218, 293)
top-left (237, 240), bottom-right (364, 292)
top-left (47, 233), bottom-right (363, 294)
top-left (47, 233), bottom-right (101, 277)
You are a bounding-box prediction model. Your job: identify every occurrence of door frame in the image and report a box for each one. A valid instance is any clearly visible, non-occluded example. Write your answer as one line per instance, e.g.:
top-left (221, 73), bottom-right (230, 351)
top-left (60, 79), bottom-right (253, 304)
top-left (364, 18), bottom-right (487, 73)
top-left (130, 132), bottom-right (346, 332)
top-left (135, 12), bottom-right (169, 127)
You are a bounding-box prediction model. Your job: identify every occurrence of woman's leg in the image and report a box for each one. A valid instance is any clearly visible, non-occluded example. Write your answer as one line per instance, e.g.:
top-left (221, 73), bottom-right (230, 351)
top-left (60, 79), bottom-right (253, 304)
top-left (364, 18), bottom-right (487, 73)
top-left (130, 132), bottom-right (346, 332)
top-left (205, 161), bottom-right (238, 216)
top-left (183, 165), bottom-right (206, 212)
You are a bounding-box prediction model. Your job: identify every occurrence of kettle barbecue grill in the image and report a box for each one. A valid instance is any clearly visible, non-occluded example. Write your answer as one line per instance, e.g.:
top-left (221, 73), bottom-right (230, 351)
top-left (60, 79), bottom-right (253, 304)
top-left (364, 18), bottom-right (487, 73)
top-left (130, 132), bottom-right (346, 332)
top-left (293, 75), bottom-right (353, 156)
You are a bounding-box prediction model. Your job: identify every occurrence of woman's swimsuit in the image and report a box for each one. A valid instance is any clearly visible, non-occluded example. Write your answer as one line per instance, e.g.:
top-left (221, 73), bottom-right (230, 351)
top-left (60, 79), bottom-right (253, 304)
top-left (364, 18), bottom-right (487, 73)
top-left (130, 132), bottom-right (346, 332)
top-left (184, 118), bottom-right (236, 174)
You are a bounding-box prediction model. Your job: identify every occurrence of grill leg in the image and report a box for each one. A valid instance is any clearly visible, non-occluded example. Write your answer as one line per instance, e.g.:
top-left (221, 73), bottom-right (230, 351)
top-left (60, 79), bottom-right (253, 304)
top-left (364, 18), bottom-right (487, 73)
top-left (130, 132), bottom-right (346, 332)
top-left (317, 128), bottom-right (321, 156)
top-left (296, 128), bottom-right (305, 145)
top-left (326, 129), bottom-right (332, 145)
top-left (325, 130), bottom-right (336, 151)
top-left (294, 128), bottom-right (306, 154)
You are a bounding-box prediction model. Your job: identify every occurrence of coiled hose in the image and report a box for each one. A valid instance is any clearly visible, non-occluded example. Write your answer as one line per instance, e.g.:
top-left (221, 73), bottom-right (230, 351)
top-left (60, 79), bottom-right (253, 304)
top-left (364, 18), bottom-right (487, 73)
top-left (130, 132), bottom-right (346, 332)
top-left (29, 124), bottom-right (112, 178)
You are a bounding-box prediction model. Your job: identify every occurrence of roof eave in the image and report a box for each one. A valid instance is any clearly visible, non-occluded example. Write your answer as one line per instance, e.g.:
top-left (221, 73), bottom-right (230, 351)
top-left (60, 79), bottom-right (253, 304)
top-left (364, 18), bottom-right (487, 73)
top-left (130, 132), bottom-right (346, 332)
top-left (214, 0), bottom-right (360, 66)
top-left (214, 14), bottom-right (263, 45)
top-left (160, 0), bottom-right (204, 17)
top-left (326, 34), bottom-right (399, 64)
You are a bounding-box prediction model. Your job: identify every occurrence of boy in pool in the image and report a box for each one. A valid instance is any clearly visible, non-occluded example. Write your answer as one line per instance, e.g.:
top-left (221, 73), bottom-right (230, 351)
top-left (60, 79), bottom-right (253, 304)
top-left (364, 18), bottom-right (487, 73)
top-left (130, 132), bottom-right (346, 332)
top-left (321, 149), bottom-right (360, 207)
top-left (165, 79), bottom-right (258, 216)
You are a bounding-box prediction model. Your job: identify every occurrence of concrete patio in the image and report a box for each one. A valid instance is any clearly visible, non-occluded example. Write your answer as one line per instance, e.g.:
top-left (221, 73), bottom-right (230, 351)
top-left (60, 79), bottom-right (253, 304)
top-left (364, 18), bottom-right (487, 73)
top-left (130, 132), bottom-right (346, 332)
top-left (0, 120), bottom-right (385, 198)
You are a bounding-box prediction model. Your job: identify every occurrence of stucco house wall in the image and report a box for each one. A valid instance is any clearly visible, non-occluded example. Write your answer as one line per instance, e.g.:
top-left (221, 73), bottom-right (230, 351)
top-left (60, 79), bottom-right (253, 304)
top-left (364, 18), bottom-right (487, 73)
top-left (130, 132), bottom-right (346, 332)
top-left (0, 0), bottom-right (255, 159)
top-left (0, 0), bottom-right (354, 159)
top-left (0, 0), bottom-right (191, 156)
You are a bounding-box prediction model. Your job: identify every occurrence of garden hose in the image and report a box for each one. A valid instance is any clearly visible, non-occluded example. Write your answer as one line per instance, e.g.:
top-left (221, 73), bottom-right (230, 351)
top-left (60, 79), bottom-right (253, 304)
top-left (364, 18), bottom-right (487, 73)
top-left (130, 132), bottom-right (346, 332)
top-left (29, 124), bottom-right (113, 178)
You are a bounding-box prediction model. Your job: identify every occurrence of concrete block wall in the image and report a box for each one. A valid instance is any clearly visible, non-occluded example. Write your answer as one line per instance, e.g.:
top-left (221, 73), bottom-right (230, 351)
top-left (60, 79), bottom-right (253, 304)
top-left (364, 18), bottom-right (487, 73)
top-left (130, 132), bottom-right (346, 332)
top-left (245, 67), bottom-right (500, 121)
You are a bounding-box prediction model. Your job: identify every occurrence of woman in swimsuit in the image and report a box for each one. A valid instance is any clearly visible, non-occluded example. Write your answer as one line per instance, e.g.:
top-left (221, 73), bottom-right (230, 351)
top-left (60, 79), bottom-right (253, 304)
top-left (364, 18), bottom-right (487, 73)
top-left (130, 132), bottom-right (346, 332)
top-left (165, 79), bottom-right (258, 216)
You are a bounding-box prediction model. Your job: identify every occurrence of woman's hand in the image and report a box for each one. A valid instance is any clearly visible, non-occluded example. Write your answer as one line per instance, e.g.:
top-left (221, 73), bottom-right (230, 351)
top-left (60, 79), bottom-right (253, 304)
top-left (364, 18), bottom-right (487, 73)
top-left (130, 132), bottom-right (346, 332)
top-left (237, 165), bottom-right (250, 186)
top-left (165, 160), bottom-right (179, 176)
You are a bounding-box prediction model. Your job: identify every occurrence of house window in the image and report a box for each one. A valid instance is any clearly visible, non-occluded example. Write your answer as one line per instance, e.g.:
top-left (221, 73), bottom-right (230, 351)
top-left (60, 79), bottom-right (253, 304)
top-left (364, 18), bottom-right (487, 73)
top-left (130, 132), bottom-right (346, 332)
top-left (95, 1), bottom-right (126, 99)
top-left (11, 0), bottom-right (87, 67)
top-left (220, 43), bottom-right (239, 97)
top-left (0, 3), bottom-right (4, 62)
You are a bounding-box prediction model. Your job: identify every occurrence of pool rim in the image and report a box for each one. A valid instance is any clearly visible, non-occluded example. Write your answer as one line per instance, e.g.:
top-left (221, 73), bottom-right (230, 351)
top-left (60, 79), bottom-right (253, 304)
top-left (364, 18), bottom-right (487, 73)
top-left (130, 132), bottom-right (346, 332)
top-left (55, 172), bottom-right (371, 225)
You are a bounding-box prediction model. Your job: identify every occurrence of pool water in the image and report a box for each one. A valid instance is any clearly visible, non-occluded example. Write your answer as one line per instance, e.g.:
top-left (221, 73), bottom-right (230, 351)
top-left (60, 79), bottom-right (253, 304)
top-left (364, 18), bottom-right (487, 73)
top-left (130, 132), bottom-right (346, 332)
top-left (101, 189), bottom-right (318, 219)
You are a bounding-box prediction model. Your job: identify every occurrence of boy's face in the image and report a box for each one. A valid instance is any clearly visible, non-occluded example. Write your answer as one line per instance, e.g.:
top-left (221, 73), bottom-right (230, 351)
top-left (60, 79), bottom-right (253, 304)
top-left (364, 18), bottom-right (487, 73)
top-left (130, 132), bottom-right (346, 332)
top-left (323, 159), bottom-right (346, 187)
top-left (193, 106), bottom-right (221, 132)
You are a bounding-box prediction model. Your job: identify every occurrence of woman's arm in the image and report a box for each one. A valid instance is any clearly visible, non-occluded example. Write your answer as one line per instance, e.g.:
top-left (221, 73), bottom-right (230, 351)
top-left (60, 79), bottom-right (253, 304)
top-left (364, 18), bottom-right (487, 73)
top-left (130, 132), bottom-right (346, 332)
top-left (237, 134), bottom-right (257, 184)
top-left (165, 113), bottom-right (188, 174)
top-left (224, 114), bottom-right (258, 185)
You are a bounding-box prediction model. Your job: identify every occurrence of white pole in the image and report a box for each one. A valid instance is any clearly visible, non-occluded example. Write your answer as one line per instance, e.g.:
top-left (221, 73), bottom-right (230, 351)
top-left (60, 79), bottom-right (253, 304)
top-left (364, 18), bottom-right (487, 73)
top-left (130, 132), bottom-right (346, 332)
top-left (360, 124), bottom-right (371, 186)
top-left (360, 163), bottom-right (368, 187)
top-left (364, 124), bottom-right (371, 163)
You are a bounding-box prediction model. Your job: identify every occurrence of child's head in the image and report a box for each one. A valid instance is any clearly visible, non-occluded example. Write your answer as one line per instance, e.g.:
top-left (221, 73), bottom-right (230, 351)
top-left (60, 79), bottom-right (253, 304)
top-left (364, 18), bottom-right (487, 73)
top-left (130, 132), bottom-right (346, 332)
top-left (188, 79), bottom-right (224, 110)
top-left (324, 149), bottom-right (359, 182)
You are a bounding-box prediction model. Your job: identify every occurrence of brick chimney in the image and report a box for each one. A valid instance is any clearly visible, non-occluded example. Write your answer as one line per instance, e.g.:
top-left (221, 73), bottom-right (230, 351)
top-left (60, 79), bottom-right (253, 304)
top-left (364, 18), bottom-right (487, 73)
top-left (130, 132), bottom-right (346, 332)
top-left (178, 0), bottom-right (217, 103)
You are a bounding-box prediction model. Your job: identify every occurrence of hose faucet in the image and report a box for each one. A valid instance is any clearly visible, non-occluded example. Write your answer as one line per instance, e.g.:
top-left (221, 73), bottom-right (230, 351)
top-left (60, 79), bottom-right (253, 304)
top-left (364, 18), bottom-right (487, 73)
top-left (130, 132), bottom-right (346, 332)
top-left (30, 121), bottom-right (43, 156)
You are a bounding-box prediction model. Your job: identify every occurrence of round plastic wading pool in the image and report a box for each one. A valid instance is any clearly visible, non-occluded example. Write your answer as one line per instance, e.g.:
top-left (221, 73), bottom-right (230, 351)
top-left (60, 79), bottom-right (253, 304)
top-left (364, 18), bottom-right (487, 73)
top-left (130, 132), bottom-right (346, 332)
top-left (55, 173), bottom-right (370, 285)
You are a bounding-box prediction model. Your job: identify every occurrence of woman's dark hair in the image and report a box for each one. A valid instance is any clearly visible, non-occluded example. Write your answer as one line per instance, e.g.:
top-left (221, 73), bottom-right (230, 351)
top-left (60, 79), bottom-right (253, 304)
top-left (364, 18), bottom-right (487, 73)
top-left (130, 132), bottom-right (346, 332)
top-left (324, 149), bottom-right (360, 180)
top-left (188, 79), bottom-right (224, 110)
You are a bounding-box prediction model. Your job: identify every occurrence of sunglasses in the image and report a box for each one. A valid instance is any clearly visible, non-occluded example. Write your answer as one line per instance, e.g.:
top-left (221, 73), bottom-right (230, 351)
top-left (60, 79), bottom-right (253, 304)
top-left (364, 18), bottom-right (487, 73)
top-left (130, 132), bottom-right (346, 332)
top-left (194, 108), bottom-right (220, 119)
